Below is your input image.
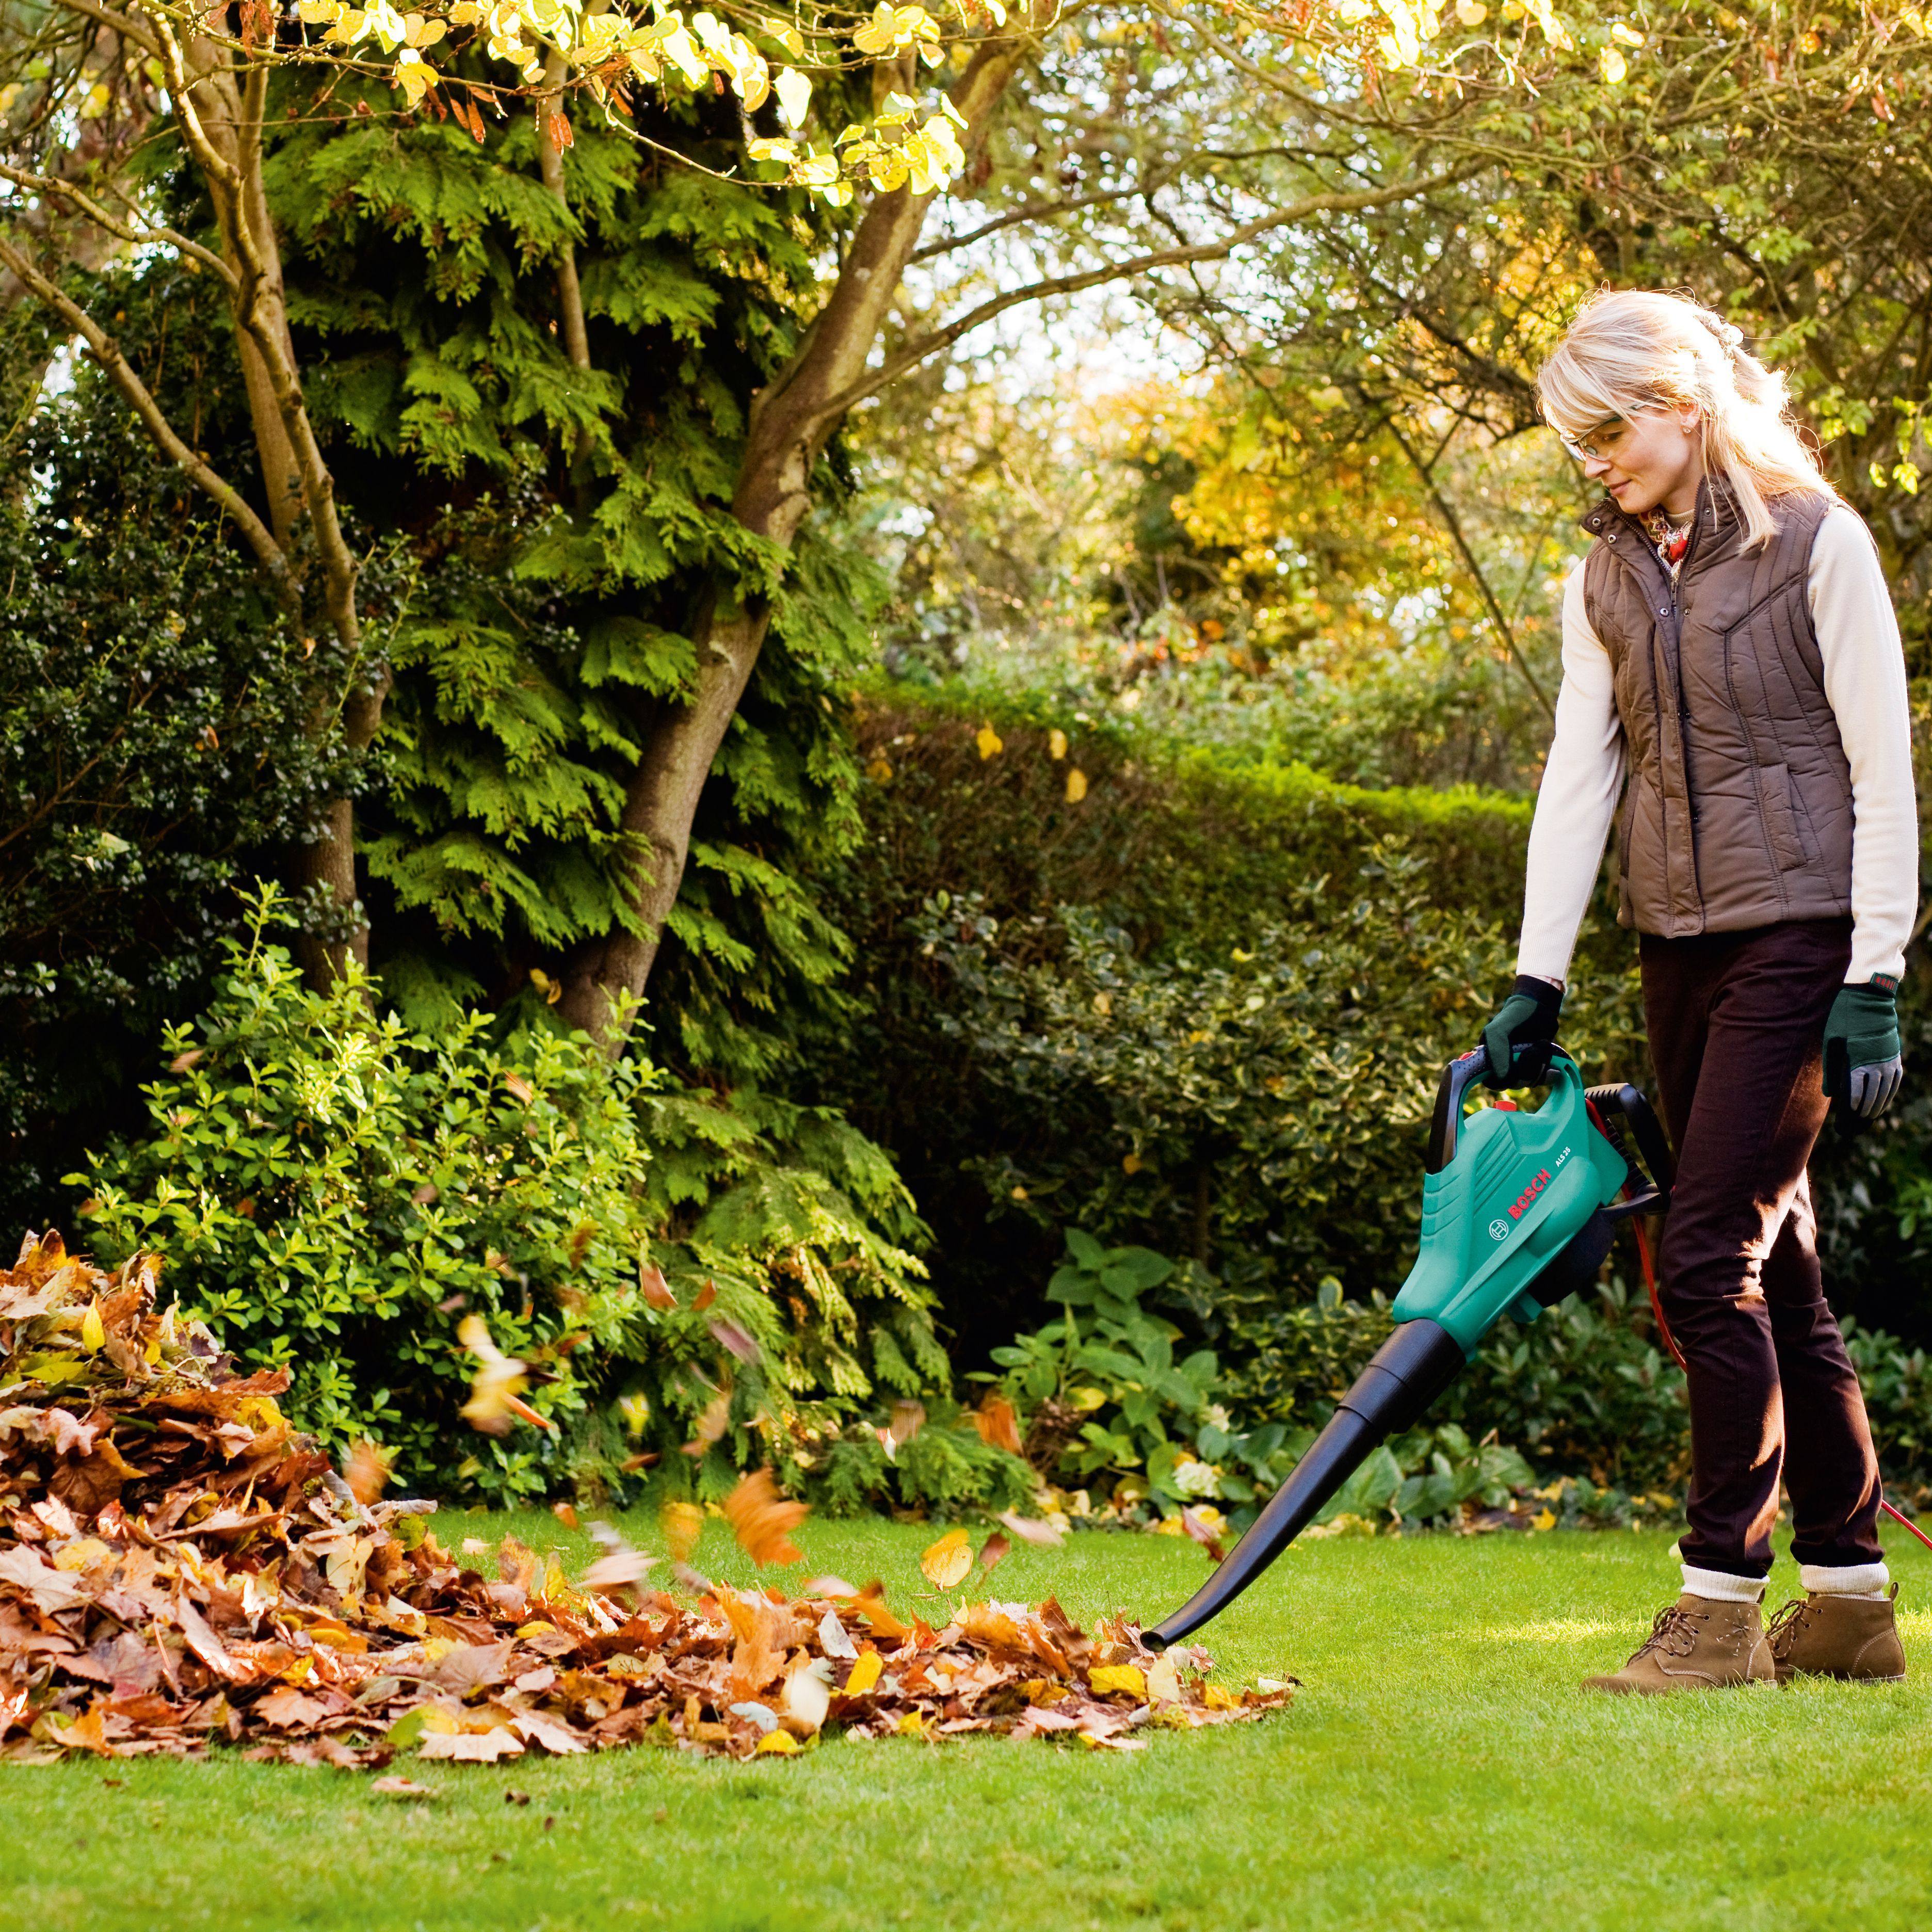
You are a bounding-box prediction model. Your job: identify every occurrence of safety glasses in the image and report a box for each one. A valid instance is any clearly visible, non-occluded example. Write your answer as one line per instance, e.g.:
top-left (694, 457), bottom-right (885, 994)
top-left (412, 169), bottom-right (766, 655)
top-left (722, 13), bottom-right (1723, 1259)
top-left (1558, 416), bottom-right (1625, 462)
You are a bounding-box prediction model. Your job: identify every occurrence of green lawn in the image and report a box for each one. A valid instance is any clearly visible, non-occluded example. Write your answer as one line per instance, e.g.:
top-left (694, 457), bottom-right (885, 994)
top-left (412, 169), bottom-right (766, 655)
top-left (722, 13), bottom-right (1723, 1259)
top-left (6, 1514), bottom-right (1930, 1932)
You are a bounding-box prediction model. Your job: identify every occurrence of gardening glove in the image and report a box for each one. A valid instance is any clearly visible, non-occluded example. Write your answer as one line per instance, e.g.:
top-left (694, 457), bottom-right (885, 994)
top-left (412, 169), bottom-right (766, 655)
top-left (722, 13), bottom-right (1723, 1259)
top-left (1480, 975), bottom-right (1564, 1090)
top-left (1822, 977), bottom-right (1904, 1119)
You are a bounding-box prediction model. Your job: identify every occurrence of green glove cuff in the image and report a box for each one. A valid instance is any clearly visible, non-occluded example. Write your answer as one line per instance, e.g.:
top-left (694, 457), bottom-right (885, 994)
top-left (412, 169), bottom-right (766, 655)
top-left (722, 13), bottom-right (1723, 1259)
top-left (1822, 978), bottom-right (1902, 1100)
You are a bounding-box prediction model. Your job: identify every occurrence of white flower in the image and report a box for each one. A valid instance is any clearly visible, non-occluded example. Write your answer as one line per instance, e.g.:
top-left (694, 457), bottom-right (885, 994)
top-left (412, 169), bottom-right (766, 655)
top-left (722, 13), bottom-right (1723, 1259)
top-left (1203, 1405), bottom-right (1233, 1434)
top-left (1172, 1458), bottom-right (1219, 1498)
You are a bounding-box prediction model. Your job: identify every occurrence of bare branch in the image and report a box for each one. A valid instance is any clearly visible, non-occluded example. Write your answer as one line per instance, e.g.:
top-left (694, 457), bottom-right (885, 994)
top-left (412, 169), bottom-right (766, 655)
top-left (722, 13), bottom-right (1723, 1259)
top-left (56, 0), bottom-right (163, 58)
top-left (818, 165), bottom-right (1485, 425)
top-left (1379, 409), bottom-right (1555, 722)
top-left (0, 229), bottom-right (294, 602)
top-left (0, 162), bottom-right (238, 285)
top-left (910, 176), bottom-right (1178, 264)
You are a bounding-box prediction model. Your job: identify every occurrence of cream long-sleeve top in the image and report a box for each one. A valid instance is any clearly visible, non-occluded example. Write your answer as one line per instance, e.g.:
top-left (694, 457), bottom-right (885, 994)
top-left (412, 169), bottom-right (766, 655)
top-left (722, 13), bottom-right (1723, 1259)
top-left (1517, 503), bottom-right (1920, 988)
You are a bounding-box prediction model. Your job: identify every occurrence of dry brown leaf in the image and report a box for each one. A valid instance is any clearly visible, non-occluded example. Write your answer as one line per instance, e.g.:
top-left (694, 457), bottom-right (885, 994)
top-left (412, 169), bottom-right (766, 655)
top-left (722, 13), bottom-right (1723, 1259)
top-left (706, 1318), bottom-right (760, 1364)
top-left (681, 1392), bottom-right (730, 1458)
top-left (418, 1727), bottom-right (525, 1762)
top-left (977, 1531), bottom-right (1011, 1576)
top-left (691, 1280), bottom-right (717, 1312)
top-left (972, 1395), bottom-right (1022, 1456)
top-left (371, 1776), bottom-right (441, 1800)
top-left (255, 1686), bottom-right (332, 1729)
top-left (722, 1470), bottom-right (807, 1569)
top-left (840, 1583), bottom-right (910, 1641)
top-left (1181, 1507), bottom-right (1228, 1564)
top-left (638, 1262), bottom-right (677, 1312)
top-left (997, 1511), bottom-right (1067, 1548)
top-left (343, 1440), bottom-right (392, 1506)
top-left (581, 1522), bottom-right (655, 1593)
top-left (920, 1528), bottom-right (973, 1591)
top-left (956, 1603), bottom-right (1025, 1651)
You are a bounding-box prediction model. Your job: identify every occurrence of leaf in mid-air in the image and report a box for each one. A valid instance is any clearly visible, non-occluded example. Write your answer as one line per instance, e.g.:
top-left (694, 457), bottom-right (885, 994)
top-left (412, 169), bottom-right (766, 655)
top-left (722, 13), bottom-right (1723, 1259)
top-left (920, 1527), bottom-right (972, 1591)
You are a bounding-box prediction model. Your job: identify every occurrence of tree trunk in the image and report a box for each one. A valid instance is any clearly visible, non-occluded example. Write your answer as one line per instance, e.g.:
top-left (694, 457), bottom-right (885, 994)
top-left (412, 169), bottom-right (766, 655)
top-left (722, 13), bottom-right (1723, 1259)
top-left (178, 38), bottom-right (379, 980)
top-left (557, 25), bottom-right (1043, 1043)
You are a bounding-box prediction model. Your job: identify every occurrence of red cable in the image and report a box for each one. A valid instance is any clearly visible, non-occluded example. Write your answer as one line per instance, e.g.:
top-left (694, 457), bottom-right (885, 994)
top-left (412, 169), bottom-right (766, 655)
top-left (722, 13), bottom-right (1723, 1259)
top-left (1631, 1215), bottom-right (1683, 1370)
top-left (1882, 1499), bottom-right (1932, 1553)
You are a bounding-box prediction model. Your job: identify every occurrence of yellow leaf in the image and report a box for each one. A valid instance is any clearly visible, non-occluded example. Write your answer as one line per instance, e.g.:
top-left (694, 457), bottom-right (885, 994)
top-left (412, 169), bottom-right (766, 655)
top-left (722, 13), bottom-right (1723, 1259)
top-left (1122, 1152), bottom-right (1142, 1175)
top-left (1202, 1683), bottom-right (1239, 1710)
top-left (1533, 1507), bottom-right (1557, 1532)
top-left (1088, 1663), bottom-right (1147, 1699)
top-left (773, 65), bottom-right (812, 127)
top-left (853, 1), bottom-right (896, 53)
top-left (1599, 45), bottom-right (1626, 82)
top-left (80, 1302), bottom-right (105, 1351)
top-left (920, 1527), bottom-right (972, 1590)
top-left (866, 756), bottom-right (893, 782)
top-left (662, 1498), bottom-right (704, 1564)
top-left (975, 724), bottom-right (1003, 759)
top-left (1455, 0), bottom-right (1486, 18)
top-left (843, 1651), bottom-right (882, 1696)
top-left (754, 1728), bottom-right (800, 1754)
top-left (1048, 728), bottom-right (1067, 760)
top-left (1145, 1655), bottom-right (1183, 1705)
top-left (1064, 767), bottom-right (1088, 803)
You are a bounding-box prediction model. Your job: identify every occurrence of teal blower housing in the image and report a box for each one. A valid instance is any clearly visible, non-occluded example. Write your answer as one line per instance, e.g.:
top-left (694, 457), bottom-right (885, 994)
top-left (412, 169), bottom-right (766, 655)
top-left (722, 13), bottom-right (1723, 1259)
top-left (1144, 1046), bottom-right (1673, 1651)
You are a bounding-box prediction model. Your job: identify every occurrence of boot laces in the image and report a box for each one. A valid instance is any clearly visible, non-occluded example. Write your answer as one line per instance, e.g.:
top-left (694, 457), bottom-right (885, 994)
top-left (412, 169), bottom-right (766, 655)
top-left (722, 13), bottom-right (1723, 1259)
top-left (1765, 1598), bottom-right (1812, 1655)
top-left (1629, 1602), bottom-right (1705, 1663)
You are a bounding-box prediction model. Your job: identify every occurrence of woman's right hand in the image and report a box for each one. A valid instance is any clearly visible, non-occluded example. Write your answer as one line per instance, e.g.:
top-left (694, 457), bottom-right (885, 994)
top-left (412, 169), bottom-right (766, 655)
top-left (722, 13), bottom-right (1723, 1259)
top-left (1480, 976), bottom-right (1565, 1089)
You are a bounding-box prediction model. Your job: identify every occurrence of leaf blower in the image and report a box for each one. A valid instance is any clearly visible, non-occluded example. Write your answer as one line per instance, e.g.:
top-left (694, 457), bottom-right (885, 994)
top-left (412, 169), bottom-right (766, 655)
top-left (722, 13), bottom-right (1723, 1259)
top-left (1142, 1044), bottom-right (1675, 1651)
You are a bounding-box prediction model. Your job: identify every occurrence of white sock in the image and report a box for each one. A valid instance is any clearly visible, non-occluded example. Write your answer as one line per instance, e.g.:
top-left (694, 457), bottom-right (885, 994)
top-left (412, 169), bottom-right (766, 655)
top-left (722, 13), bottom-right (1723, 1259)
top-left (1681, 1564), bottom-right (1767, 1603)
top-left (1799, 1561), bottom-right (1890, 1601)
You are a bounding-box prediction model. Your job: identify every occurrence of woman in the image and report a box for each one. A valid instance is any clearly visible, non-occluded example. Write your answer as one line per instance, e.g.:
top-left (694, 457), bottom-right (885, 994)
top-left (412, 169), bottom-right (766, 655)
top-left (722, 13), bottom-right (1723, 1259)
top-left (1479, 289), bottom-right (1919, 1694)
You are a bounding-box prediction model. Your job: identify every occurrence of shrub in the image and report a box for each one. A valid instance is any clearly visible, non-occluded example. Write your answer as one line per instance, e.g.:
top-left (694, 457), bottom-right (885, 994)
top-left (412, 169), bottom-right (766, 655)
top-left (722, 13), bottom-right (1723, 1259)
top-left (73, 888), bottom-right (975, 1508)
top-left (978, 1230), bottom-right (1298, 1516)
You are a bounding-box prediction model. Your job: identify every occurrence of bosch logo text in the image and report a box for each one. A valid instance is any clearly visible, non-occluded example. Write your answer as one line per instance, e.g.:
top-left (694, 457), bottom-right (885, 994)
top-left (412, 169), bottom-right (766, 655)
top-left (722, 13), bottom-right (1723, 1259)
top-left (1508, 1169), bottom-right (1551, 1220)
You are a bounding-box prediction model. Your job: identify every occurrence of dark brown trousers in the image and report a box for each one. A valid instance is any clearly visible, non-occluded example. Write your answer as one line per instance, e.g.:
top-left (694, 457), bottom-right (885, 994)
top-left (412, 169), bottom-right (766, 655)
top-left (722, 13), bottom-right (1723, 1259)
top-left (1640, 916), bottom-right (1882, 1579)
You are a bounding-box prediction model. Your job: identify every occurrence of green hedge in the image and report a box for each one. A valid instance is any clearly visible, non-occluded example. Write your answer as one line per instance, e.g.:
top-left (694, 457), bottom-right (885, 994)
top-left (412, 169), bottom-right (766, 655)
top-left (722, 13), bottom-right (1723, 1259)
top-left (846, 679), bottom-right (1536, 957)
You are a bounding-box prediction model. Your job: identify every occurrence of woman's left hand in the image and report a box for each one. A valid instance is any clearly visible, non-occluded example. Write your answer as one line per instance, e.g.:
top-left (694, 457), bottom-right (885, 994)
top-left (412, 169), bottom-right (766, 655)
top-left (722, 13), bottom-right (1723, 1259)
top-left (1822, 979), bottom-right (1904, 1118)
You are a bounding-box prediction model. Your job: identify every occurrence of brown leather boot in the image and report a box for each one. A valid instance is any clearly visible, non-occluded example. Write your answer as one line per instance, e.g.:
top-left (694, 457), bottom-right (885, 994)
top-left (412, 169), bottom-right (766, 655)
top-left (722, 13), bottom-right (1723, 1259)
top-left (1767, 1586), bottom-right (1907, 1685)
top-left (1581, 1593), bottom-right (1776, 1695)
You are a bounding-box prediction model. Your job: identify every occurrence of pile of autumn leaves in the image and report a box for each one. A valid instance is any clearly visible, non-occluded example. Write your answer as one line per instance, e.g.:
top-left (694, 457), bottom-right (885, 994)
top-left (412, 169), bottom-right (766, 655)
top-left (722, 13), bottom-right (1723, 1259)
top-left (0, 1233), bottom-right (1288, 1767)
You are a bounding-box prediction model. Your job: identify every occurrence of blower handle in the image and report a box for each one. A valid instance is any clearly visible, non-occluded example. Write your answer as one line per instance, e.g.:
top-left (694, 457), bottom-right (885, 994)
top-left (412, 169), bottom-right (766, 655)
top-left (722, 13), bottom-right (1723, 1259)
top-left (1583, 1084), bottom-right (1676, 1220)
top-left (1427, 1043), bottom-right (1582, 1174)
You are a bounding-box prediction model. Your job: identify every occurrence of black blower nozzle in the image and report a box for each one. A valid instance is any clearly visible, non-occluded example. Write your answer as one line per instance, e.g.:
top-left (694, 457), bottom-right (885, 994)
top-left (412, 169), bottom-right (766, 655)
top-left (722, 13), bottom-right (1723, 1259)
top-left (1142, 1319), bottom-right (1467, 1652)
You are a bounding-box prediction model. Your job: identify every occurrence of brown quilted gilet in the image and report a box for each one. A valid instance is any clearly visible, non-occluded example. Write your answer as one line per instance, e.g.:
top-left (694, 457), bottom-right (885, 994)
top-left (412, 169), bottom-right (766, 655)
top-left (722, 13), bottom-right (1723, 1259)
top-left (1579, 482), bottom-right (1852, 936)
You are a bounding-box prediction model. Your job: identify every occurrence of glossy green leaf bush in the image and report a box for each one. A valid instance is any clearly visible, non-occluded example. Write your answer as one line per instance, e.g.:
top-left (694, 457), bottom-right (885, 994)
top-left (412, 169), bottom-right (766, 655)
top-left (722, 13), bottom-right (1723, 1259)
top-left (71, 890), bottom-right (973, 1509)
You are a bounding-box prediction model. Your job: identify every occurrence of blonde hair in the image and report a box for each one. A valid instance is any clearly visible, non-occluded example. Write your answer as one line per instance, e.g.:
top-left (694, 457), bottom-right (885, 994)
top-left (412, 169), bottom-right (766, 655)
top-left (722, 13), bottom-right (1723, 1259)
top-left (1537, 288), bottom-right (1835, 549)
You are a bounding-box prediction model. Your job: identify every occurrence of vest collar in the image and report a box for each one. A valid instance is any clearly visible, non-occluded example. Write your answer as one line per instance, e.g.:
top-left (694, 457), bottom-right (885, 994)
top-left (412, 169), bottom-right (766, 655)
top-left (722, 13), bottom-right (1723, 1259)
top-left (1579, 477), bottom-right (1741, 552)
